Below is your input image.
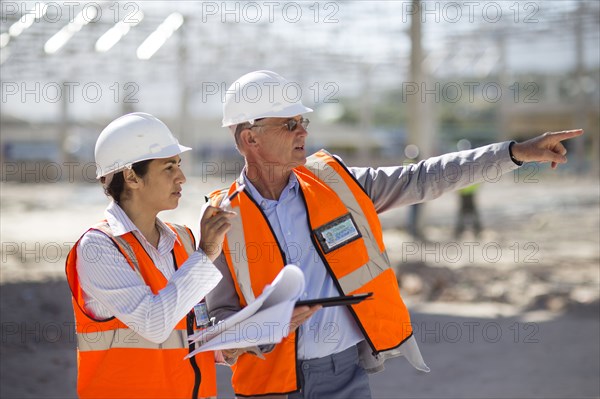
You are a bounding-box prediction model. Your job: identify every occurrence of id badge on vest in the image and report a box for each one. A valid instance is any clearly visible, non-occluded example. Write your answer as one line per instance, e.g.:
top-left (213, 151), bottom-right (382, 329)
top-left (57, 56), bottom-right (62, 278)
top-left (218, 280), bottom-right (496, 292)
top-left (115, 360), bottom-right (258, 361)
top-left (314, 213), bottom-right (362, 254)
top-left (193, 302), bottom-right (212, 328)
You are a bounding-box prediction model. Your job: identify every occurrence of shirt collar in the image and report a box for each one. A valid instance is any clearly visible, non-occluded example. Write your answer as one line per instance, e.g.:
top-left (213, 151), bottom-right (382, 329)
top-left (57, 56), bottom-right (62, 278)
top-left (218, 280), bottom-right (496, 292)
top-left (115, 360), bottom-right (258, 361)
top-left (104, 201), bottom-right (176, 243)
top-left (240, 169), bottom-right (299, 205)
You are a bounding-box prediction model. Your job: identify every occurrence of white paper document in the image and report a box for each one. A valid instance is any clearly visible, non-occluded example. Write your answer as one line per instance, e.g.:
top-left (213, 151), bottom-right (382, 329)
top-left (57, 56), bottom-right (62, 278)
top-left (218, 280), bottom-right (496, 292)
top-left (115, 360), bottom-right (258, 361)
top-left (185, 264), bottom-right (305, 358)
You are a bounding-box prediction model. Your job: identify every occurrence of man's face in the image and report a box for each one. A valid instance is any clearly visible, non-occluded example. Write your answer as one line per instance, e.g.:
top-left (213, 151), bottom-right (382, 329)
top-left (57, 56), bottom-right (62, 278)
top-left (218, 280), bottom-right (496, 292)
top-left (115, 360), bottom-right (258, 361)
top-left (248, 115), bottom-right (309, 171)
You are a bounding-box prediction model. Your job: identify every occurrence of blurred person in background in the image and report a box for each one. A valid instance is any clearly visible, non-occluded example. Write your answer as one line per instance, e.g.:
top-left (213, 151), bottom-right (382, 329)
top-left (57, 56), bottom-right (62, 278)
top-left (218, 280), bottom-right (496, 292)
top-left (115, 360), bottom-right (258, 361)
top-left (454, 139), bottom-right (482, 239)
top-left (65, 113), bottom-right (234, 399)
top-left (455, 183), bottom-right (482, 238)
top-left (205, 70), bottom-right (583, 399)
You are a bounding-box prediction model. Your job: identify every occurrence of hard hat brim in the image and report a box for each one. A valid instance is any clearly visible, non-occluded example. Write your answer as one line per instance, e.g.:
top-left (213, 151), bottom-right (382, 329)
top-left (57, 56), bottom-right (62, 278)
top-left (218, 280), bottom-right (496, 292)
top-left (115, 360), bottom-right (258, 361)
top-left (222, 103), bottom-right (313, 127)
top-left (96, 144), bottom-right (192, 179)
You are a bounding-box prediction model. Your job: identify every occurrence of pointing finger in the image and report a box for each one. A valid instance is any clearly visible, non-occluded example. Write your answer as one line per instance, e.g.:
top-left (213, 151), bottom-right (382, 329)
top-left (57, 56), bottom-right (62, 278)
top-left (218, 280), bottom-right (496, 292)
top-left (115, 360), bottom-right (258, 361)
top-left (545, 129), bottom-right (583, 143)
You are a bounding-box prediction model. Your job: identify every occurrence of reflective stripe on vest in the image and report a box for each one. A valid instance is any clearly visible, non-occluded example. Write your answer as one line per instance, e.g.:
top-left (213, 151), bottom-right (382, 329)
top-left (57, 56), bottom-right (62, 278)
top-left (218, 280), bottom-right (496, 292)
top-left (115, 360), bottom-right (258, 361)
top-left (211, 186), bottom-right (298, 396)
top-left (77, 328), bottom-right (188, 352)
top-left (210, 187), bottom-right (257, 305)
top-left (302, 151), bottom-right (391, 294)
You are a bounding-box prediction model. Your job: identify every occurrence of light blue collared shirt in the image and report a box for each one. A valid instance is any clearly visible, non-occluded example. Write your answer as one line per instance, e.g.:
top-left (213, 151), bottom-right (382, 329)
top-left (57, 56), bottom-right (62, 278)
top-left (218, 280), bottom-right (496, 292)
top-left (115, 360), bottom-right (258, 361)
top-left (242, 172), bottom-right (365, 360)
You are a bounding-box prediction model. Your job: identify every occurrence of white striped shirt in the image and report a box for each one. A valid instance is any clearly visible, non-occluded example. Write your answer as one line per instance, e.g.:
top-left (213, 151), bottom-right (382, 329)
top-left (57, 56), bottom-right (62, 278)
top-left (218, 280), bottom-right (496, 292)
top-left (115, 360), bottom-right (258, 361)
top-left (76, 201), bottom-right (222, 344)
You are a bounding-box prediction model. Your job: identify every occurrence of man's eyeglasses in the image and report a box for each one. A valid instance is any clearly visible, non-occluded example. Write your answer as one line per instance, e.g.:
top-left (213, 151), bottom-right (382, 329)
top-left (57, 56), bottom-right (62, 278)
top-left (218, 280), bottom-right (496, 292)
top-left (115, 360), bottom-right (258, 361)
top-left (250, 117), bottom-right (310, 132)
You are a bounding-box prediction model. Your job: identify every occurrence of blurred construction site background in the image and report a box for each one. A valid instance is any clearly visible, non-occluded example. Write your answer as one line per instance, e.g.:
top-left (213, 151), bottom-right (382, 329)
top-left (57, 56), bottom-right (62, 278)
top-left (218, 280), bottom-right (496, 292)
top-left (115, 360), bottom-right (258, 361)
top-left (1, 0), bottom-right (599, 178)
top-left (1, 1), bottom-right (599, 398)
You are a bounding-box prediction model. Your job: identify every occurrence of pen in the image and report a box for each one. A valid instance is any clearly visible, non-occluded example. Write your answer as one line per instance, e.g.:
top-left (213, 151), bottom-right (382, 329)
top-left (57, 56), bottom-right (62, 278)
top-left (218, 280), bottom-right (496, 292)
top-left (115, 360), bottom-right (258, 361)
top-left (220, 184), bottom-right (245, 209)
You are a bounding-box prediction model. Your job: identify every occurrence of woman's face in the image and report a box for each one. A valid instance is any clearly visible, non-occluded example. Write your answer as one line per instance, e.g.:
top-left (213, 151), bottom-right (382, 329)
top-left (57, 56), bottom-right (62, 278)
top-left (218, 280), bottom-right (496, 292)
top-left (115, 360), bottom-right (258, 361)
top-left (136, 155), bottom-right (186, 213)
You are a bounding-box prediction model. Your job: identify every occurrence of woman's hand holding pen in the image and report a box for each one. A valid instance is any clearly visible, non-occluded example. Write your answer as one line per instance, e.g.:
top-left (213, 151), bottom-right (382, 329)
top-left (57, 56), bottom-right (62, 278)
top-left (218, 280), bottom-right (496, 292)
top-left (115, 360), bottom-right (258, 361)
top-left (199, 205), bottom-right (236, 261)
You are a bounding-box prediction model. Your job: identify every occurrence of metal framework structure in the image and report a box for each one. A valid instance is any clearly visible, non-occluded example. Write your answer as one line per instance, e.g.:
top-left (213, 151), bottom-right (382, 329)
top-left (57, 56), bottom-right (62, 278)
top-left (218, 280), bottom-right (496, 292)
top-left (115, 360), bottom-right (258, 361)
top-left (1, 1), bottom-right (597, 111)
top-left (1, 1), bottom-right (598, 172)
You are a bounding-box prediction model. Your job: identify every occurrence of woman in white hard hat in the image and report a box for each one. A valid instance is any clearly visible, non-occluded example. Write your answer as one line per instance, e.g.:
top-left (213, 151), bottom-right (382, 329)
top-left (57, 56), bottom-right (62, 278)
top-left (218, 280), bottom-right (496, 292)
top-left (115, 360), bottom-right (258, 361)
top-left (65, 112), bottom-right (233, 399)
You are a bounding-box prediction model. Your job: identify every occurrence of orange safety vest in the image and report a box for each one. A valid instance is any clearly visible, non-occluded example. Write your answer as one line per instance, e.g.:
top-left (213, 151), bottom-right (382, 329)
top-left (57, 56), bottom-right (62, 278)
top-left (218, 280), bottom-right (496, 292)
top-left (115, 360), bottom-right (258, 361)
top-left (209, 150), bottom-right (413, 397)
top-left (65, 221), bottom-right (217, 399)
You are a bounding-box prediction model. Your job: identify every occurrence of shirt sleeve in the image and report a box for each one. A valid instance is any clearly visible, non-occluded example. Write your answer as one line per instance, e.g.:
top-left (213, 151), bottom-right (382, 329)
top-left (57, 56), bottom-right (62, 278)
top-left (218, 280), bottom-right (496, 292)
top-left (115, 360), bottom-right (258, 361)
top-left (205, 252), bottom-right (243, 322)
top-left (348, 141), bottom-right (521, 213)
top-left (76, 229), bottom-right (222, 344)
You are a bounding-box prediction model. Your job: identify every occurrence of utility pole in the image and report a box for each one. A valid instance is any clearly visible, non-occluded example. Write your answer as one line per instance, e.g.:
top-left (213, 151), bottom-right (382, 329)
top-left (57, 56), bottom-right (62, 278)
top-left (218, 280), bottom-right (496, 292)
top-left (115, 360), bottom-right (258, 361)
top-left (496, 34), bottom-right (510, 142)
top-left (574, 2), bottom-right (591, 175)
top-left (359, 63), bottom-right (373, 163)
top-left (60, 80), bottom-right (70, 180)
top-left (408, 0), bottom-right (435, 159)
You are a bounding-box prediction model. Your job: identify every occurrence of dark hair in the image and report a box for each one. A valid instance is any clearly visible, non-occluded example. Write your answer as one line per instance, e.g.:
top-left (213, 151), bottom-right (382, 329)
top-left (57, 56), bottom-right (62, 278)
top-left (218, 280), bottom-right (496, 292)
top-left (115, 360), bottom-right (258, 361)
top-left (103, 159), bottom-right (152, 203)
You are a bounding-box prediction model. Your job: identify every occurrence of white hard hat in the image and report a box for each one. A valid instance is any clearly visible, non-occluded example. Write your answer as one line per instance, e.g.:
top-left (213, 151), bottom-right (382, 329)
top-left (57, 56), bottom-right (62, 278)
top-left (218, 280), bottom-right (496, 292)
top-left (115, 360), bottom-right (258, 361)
top-left (95, 112), bottom-right (191, 179)
top-left (222, 70), bottom-right (313, 127)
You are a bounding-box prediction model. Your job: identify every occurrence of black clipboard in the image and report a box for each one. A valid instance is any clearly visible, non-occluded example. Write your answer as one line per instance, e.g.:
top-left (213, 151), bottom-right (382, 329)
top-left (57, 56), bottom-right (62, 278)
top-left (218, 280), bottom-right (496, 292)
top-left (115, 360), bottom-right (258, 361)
top-left (295, 292), bottom-right (373, 308)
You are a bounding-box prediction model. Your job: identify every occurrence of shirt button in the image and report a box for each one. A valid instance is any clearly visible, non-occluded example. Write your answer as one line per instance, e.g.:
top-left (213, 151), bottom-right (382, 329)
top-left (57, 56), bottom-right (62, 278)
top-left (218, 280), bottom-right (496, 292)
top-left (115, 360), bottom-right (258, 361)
top-left (302, 363), bottom-right (310, 370)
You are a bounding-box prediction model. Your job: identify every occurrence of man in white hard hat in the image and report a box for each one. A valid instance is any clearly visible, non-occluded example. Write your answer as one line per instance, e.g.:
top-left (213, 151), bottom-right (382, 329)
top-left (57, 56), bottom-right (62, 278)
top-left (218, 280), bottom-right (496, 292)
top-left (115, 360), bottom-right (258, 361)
top-left (205, 71), bottom-right (583, 398)
top-left (66, 113), bottom-right (235, 398)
